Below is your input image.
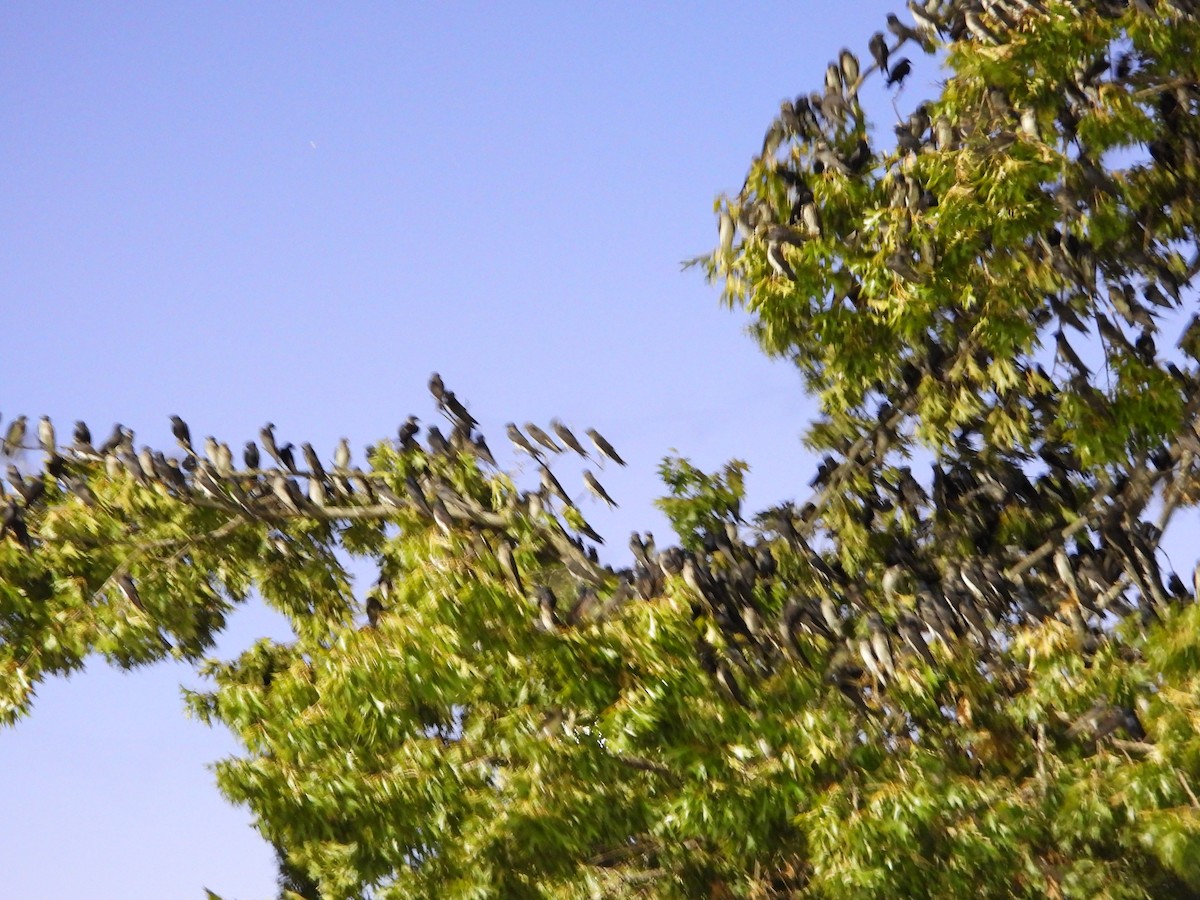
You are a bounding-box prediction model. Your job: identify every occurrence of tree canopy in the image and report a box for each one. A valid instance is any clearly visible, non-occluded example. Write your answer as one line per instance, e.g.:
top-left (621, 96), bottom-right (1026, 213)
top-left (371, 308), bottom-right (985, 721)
top-left (5, 1), bottom-right (1200, 897)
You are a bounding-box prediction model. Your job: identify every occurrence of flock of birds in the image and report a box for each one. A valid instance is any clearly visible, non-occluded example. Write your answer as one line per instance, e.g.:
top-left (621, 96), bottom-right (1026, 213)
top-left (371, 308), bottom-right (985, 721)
top-left (5, 1), bottom-right (1200, 731)
top-left (2, 363), bottom-right (1196, 735)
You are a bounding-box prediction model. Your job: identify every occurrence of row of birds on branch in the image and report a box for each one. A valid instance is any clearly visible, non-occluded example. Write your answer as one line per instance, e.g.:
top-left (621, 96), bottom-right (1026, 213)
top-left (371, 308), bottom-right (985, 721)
top-left (3, 378), bottom-right (1196, 730)
top-left (0, 378), bottom-right (627, 564)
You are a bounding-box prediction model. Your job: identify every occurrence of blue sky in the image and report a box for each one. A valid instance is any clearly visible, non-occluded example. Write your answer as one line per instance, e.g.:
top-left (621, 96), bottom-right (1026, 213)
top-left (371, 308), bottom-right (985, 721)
top-left (1, 2), bottom-right (988, 896)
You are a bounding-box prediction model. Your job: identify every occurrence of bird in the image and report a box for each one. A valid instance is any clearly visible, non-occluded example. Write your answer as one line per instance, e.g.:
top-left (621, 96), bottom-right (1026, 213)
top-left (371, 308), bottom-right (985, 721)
top-left (37, 416), bottom-right (55, 456)
top-left (170, 415), bottom-right (192, 452)
top-left (868, 31), bottom-right (890, 73)
top-left (550, 419), bottom-right (588, 457)
top-left (525, 423), bottom-right (563, 454)
top-left (73, 420), bottom-right (93, 450)
top-left (260, 424), bottom-right (281, 465)
top-left (442, 391), bottom-right (478, 429)
top-left (886, 57), bottom-right (913, 88)
top-left (2, 415), bottom-right (27, 456)
top-left (334, 438), bottom-right (351, 469)
top-left (583, 470), bottom-right (617, 508)
top-left (243, 441), bottom-right (260, 470)
top-left (428, 372), bottom-right (445, 402)
top-left (585, 428), bottom-right (626, 467)
top-left (398, 416), bottom-right (420, 450)
top-left (506, 423), bottom-right (541, 458)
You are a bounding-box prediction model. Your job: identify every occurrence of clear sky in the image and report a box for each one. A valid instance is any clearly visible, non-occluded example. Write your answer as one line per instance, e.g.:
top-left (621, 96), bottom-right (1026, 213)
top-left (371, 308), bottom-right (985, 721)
top-left (1, 2), bottom-right (990, 897)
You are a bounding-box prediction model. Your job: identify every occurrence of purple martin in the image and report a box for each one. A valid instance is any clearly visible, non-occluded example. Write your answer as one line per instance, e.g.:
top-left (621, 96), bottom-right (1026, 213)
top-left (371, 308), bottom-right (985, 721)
top-left (301, 443), bottom-right (326, 481)
top-left (472, 434), bottom-right (497, 467)
top-left (585, 428), bottom-right (625, 467)
top-left (426, 426), bottom-right (450, 456)
top-left (277, 442), bottom-right (297, 474)
top-left (37, 416), bottom-right (55, 456)
top-left (534, 585), bottom-right (561, 631)
top-left (334, 438), bottom-right (351, 470)
top-left (885, 57), bottom-right (912, 88)
top-left (428, 372), bottom-right (445, 402)
top-left (97, 424), bottom-right (125, 456)
top-left (2, 416), bottom-right (27, 456)
top-left (525, 423), bottom-right (563, 454)
top-left (551, 418), bottom-right (589, 457)
top-left (243, 441), bottom-right (260, 470)
top-left (170, 415), bottom-right (192, 452)
top-left (506, 423), bottom-right (541, 458)
top-left (260, 424), bottom-right (281, 466)
top-left (583, 470), bottom-right (617, 508)
top-left (73, 420), bottom-right (93, 450)
top-left (442, 391), bottom-right (478, 429)
top-left (398, 415), bottom-right (420, 450)
top-left (868, 31), bottom-right (889, 73)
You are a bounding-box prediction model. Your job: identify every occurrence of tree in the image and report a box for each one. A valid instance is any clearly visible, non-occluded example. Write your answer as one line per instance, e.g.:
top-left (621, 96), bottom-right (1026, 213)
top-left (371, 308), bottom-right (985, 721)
top-left (5, 1), bottom-right (1200, 896)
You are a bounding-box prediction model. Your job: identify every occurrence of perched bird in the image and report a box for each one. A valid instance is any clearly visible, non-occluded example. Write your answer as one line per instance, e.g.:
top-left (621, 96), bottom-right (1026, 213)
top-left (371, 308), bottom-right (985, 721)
top-left (886, 57), bottom-right (913, 87)
top-left (2, 415), bottom-right (27, 456)
top-left (428, 372), bottom-right (445, 402)
top-left (550, 419), bottom-right (588, 457)
top-left (868, 31), bottom-right (890, 73)
top-left (585, 428), bottom-right (626, 467)
top-left (334, 438), bottom-right (351, 469)
top-left (472, 434), bottom-right (497, 467)
top-left (261, 424), bottom-right (281, 465)
top-left (170, 415), bottom-right (192, 452)
top-left (37, 416), bottom-right (55, 456)
top-left (243, 441), bottom-right (261, 470)
top-left (583, 470), bottom-right (617, 508)
top-left (525, 423), bottom-right (563, 454)
top-left (442, 391), bottom-right (478, 429)
top-left (73, 420), bottom-right (93, 450)
top-left (506, 423), bottom-right (541, 458)
top-left (398, 416), bottom-right (420, 450)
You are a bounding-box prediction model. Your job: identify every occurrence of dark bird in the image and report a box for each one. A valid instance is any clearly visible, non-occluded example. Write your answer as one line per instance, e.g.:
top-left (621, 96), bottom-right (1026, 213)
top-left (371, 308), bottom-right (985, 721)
top-left (428, 372), bottom-right (445, 402)
top-left (585, 428), bottom-right (626, 467)
top-left (583, 470), bottom-right (617, 508)
top-left (73, 420), bottom-right (93, 450)
top-left (243, 441), bottom-right (260, 470)
top-left (506, 423), bottom-right (541, 458)
top-left (472, 434), bottom-right (497, 467)
top-left (868, 31), bottom-right (890, 73)
top-left (442, 391), bottom-right (478, 429)
top-left (426, 426), bottom-right (450, 456)
top-left (97, 424), bottom-right (125, 455)
top-left (365, 593), bottom-right (384, 628)
top-left (1055, 330), bottom-right (1091, 377)
top-left (550, 419), bottom-right (588, 457)
top-left (170, 415), bottom-right (192, 451)
top-left (277, 443), bottom-right (297, 473)
top-left (398, 415), bottom-right (420, 450)
top-left (2, 416), bottom-right (27, 456)
top-left (525, 423), bottom-right (563, 454)
top-left (117, 574), bottom-right (146, 612)
top-left (886, 57), bottom-right (912, 88)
